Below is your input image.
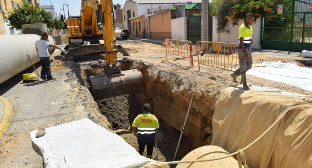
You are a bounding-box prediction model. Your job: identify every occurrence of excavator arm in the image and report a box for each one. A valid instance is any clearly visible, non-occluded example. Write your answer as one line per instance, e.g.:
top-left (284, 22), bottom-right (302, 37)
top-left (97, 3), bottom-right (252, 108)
top-left (100, 0), bottom-right (117, 65)
top-left (100, 0), bottom-right (129, 75)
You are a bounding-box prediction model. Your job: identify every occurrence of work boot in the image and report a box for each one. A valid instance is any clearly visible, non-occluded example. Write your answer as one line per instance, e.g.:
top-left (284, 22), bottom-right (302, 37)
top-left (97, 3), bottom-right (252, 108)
top-left (47, 76), bottom-right (55, 80)
top-left (147, 155), bottom-right (152, 159)
top-left (231, 69), bottom-right (241, 83)
top-left (241, 73), bottom-right (250, 90)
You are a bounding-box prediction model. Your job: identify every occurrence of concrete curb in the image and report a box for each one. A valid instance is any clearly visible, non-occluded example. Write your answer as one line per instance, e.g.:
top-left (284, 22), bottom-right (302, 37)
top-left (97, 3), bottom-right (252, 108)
top-left (0, 96), bottom-right (14, 136)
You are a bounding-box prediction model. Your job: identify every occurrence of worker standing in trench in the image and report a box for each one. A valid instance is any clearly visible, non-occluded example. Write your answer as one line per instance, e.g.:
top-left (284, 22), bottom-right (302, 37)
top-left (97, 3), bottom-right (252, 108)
top-left (35, 32), bottom-right (62, 80)
top-left (231, 13), bottom-right (255, 90)
top-left (132, 103), bottom-right (159, 159)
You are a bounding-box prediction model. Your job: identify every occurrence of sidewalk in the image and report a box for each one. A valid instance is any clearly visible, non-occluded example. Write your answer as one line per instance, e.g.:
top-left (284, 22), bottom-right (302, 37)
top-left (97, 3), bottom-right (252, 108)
top-left (252, 49), bottom-right (303, 60)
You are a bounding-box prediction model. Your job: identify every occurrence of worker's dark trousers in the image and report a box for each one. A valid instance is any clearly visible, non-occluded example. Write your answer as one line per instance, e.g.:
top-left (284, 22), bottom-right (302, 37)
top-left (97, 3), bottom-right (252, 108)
top-left (138, 143), bottom-right (154, 156)
top-left (233, 47), bottom-right (253, 76)
top-left (40, 57), bottom-right (52, 79)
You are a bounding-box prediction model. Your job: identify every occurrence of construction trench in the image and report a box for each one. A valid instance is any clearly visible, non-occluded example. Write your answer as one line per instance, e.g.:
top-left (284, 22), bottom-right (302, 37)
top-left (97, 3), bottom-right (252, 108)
top-left (68, 41), bottom-right (312, 167)
top-left (77, 58), bottom-right (212, 162)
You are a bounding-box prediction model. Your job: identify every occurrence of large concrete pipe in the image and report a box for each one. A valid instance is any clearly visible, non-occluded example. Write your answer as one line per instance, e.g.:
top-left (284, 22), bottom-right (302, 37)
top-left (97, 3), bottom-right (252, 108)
top-left (22, 23), bottom-right (47, 35)
top-left (0, 34), bottom-right (55, 84)
top-left (89, 69), bottom-right (143, 99)
top-left (114, 29), bottom-right (131, 40)
top-left (176, 145), bottom-right (241, 168)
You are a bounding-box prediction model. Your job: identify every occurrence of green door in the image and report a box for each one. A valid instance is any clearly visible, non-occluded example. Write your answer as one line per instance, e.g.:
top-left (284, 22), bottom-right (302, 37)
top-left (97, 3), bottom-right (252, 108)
top-left (187, 16), bottom-right (201, 44)
top-left (261, 0), bottom-right (312, 51)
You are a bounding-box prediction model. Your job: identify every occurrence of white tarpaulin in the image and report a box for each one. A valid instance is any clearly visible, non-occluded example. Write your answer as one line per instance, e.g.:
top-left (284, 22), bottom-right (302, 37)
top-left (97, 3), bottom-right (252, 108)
top-left (247, 61), bottom-right (312, 91)
top-left (30, 118), bottom-right (151, 168)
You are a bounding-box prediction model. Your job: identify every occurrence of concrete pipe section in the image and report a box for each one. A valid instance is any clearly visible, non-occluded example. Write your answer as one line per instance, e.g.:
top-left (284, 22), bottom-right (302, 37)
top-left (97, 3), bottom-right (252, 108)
top-left (176, 145), bottom-right (241, 168)
top-left (114, 29), bottom-right (131, 40)
top-left (89, 69), bottom-right (143, 99)
top-left (22, 23), bottom-right (47, 36)
top-left (0, 34), bottom-right (55, 85)
top-left (90, 69), bottom-right (143, 90)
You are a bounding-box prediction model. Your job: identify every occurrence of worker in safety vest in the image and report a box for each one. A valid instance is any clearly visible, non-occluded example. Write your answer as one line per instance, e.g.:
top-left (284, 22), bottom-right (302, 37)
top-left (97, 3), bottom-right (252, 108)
top-left (231, 13), bottom-right (255, 90)
top-left (132, 103), bottom-right (159, 158)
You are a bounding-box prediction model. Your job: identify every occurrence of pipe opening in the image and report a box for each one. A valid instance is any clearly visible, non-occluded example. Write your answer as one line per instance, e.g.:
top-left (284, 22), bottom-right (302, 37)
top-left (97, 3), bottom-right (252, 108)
top-left (115, 29), bottom-right (131, 40)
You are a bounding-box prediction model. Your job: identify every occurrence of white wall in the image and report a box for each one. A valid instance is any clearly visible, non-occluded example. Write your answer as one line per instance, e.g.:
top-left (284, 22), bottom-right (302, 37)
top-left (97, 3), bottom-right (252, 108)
top-left (212, 17), bottom-right (261, 49)
top-left (4, 21), bottom-right (19, 35)
top-left (171, 17), bottom-right (187, 40)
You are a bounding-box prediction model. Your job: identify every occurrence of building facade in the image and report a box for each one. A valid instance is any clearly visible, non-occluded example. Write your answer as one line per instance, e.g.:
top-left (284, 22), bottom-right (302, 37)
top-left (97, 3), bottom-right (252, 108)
top-left (0, 0), bottom-right (39, 35)
top-left (115, 8), bottom-right (124, 29)
top-left (130, 15), bottom-right (145, 38)
top-left (123, 0), bottom-right (201, 31)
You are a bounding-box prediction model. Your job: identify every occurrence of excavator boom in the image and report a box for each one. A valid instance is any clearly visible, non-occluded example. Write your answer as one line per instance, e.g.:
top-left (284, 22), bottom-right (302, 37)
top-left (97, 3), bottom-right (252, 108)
top-left (88, 0), bottom-right (143, 92)
top-left (100, 0), bottom-right (117, 65)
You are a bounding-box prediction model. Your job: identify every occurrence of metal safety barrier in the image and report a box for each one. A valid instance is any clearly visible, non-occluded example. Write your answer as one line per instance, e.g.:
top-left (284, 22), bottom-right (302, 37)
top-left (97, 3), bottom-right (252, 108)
top-left (196, 41), bottom-right (239, 71)
top-left (164, 39), bottom-right (194, 67)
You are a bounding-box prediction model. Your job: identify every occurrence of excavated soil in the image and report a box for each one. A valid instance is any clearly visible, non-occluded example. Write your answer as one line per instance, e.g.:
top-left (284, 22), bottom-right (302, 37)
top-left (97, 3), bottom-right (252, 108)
top-left (96, 94), bottom-right (142, 129)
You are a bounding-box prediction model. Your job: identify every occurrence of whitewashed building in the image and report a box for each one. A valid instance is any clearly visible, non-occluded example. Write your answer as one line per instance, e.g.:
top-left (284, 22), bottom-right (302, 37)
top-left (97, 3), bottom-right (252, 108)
top-left (40, 5), bottom-right (58, 19)
top-left (123, 0), bottom-right (201, 31)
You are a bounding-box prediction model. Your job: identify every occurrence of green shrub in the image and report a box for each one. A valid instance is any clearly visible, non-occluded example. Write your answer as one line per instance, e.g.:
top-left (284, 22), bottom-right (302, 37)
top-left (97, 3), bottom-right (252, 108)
top-left (5, 0), bottom-right (53, 29)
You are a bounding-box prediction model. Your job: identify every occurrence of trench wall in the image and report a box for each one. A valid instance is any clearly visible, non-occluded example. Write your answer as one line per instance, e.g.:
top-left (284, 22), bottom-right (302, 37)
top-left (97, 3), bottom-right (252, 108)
top-left (139, 65), bottom-right (219, 148)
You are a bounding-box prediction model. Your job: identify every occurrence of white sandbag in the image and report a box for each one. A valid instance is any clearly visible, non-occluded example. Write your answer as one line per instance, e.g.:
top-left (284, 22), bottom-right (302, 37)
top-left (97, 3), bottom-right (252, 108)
top-left (300, 50), bottom-right (312, 58)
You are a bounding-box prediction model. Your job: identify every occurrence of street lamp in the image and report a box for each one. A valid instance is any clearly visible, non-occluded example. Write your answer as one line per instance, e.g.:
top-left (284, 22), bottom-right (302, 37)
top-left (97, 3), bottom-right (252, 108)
top-left (63, 4), bottom-right (70, 20)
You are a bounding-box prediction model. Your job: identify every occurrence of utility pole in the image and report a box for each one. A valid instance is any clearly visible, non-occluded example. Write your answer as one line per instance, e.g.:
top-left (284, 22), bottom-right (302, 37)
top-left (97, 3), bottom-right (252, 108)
top-left (201, 0), bottom-right (209, 41)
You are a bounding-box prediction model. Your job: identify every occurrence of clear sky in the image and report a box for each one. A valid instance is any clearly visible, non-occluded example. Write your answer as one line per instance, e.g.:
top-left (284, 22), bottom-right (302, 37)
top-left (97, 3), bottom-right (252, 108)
top-left (40, 0), bottom-right (126, 17)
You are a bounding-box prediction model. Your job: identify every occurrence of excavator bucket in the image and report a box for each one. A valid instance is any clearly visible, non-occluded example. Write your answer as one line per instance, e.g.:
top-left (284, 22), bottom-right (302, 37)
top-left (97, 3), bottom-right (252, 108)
top-left (63, 44), bottom-right (105, 61)
top-left (89, 69), bottom-right (143, 99)
top-left (63, 44), bottom-right (129, 61)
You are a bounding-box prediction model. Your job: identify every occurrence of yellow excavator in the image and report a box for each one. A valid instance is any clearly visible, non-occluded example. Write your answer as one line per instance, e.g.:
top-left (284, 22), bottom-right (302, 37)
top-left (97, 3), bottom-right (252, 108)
top-left (66, 0), bottom-right (142, 90)
top-left (66, 0), bottom-right (130, 47)
top-left (65, 0), bottom-right (130, 62)
top-left (66, 0), bottom-right (103, 47)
